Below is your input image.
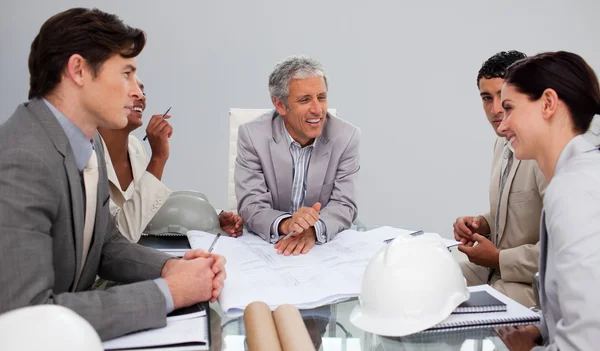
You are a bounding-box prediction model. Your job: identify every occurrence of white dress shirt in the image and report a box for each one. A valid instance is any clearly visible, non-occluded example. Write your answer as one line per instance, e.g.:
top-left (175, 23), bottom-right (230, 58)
top-left (100, 135), bottom-right (172, 242)
top-left (269, 125), bottom-right (327, 244)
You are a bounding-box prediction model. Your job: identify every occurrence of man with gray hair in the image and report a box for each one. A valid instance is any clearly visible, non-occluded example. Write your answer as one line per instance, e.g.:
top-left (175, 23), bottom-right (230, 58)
top-left (235, 55), bottom-right (360, 255)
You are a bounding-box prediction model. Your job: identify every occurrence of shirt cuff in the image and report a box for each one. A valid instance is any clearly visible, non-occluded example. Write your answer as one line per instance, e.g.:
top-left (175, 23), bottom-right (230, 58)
top-left (153, 278), bottom-right (174, 314)
top-left (314, 219), bottom-right (327, 244)
top-left (270, 214), bottom-right (292, 244)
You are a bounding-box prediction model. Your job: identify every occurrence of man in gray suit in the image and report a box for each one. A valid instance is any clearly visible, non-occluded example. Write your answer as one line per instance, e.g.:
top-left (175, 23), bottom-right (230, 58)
top-left (0, 8), bottom-right (225, 341)
top-left (235, 56), bottom-right (360, 255)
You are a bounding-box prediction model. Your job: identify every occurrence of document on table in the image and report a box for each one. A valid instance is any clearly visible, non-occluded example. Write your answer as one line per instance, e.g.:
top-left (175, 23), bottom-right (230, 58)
top-left (189, 226), bottom-right (453, 316)
top-left (102, 315), bottom-right (209, 350)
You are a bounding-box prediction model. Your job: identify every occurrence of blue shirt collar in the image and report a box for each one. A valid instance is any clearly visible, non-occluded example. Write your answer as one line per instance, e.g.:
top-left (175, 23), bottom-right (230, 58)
top-left (42, 98), bottom-right (93, 171)
top-left (281, 118), bottom-right (316, 149)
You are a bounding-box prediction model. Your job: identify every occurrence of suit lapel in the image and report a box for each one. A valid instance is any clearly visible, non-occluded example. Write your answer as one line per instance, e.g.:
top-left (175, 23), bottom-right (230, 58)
top-left (539, 211), bottom-right (548, 312)
top-left (65, 152), bottom-right (85, 290)
top-left (305, 138), bottom-right (332, 206)
top-left (270, 115), bottom-right (293, 211)
top-left (496, 158), bottom-right (521, 245)
top-left (305, 115), bottom-right (333, 206)
top-left (129, 139), bottom-right (145, 184)
top-left (99, 135), bottom-right (125, 208)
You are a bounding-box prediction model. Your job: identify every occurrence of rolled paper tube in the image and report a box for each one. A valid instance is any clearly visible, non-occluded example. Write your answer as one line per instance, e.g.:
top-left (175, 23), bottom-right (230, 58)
top-left (244, 301), bottom-right (282, 351)
top-left (273, 304), bottom-right (315, 351)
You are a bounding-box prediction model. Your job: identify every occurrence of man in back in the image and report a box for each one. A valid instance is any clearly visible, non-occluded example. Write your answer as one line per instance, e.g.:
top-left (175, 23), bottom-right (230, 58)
top-left (454, 51), bottom-right (544, 307)
top-left (0, 8), bottom-right (225, 341)
top-left (235, 55), bottom-right (360, 255)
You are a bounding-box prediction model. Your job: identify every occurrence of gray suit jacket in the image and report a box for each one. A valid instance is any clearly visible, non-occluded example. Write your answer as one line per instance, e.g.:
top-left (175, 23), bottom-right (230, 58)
top-left (235, 110), bottom-right (360, 242)
top-left (0, 99), bottom-right (173, 340)
top-left (533, 135), bottom-right (600, 350)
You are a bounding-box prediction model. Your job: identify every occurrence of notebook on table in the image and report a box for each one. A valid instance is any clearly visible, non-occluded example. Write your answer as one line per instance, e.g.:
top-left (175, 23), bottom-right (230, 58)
top-left (103, 302), bottom-right (210, 351)
top-left (138, 233), bottom-right (191, 257)
top-left (454, 290), bottom-right (507, 313)
top-left (424, 285), bottom-right (540, 333)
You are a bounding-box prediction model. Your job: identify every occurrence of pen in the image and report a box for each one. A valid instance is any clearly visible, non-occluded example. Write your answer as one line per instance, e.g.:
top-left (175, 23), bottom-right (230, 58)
top-left (276, 231), bottom-right (296, 243)
top-left (208, 233), bottom-right (221, 253)
top-left (384, 230), bottom-right (424, 243)
top-left (142, 106), bottom-right (171, 141)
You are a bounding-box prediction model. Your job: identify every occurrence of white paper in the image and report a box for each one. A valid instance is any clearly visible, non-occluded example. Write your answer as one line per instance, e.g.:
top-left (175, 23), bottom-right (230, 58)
top-left (102, 316), bottom-right (208, 350)
top-left (191, 226), bottom-right (451, 316)
top-left (187, 226), bottom-right (459, 316)
top-left (161, 250), bottom-right (186, 257)
top-left (166, 308), bottom-right (206, 322)
top-left (187, 231), bottom-right (220, 251)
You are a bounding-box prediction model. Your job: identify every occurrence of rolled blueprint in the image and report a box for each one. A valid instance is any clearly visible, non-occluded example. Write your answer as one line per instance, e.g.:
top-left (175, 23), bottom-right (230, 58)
top-left (244, 301), bottom-right (282, 351)
top-left (273, 304), bottom-right (315, 351)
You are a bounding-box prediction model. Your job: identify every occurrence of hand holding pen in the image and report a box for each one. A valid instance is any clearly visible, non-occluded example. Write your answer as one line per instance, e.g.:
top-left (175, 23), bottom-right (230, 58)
top-left (278, 202), bottom-right (322, 240)
top-left (143, 107), bottom-right (173, 163)
top-left (143, 107), bottom-right (171, 141)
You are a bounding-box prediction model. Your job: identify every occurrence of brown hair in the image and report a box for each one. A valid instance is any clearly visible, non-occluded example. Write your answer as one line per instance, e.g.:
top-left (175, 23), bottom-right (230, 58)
top-left (505, 51), bottom-right (600, 133)
top-left (28, 8), bottom-right (146, 99)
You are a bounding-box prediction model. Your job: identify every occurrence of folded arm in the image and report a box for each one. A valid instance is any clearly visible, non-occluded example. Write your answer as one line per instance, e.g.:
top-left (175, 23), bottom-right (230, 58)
top-left (109, 171), bottom-right (171, 242)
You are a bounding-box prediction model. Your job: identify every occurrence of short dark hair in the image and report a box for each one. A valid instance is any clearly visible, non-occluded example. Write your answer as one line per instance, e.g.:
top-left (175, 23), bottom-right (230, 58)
top-left (477, 51), bottom-right (527, 88)
top-left (28, 8), bottom-right (146, 99)
top-left (505, 51), bottom-right (600, 134)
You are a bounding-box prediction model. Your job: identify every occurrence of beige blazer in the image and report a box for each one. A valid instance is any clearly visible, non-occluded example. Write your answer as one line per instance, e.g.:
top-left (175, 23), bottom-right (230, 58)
top-left (235, 110), bottom-right (360, 242)
top-left (463, 137), bottom-right (546, 307)
top-left (101, 135), bottom-right (171, 242)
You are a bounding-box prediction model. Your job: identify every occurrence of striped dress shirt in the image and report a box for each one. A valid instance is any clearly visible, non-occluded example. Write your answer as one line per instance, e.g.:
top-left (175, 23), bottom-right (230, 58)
top-left (269, 125), bottom-right (327, 244)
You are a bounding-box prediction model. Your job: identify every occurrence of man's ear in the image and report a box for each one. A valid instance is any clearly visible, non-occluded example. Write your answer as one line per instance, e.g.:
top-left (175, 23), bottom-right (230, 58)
top-left (273, 97), bottom-right (288, 116)
top-left (65, 54), bottom-right (87, 87)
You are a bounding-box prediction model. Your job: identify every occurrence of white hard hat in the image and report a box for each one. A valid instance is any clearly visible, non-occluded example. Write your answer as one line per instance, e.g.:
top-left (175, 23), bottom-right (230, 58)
top-left (144, 190), bottom-right (221, 235)
top-left (350, 235), bottom-right (469, 337)
top-left (0, 305), bottom-right (103, 351)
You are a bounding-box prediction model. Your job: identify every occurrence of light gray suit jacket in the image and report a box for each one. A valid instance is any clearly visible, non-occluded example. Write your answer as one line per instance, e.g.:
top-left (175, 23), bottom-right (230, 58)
top-left (0, 99), bottom-right (173, 340)
top-left (235, 110), bottom-right (360, 242)
top-left (533, 135), bottom-right (600, 350)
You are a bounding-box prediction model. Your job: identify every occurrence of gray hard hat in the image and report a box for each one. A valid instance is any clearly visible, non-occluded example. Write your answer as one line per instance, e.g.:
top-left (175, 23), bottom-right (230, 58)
top-left (144, 190), bottom-right (221, 235)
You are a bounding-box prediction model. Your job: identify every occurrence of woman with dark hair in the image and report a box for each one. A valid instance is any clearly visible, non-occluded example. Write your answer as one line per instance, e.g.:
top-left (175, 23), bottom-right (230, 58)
top-left (496, 51), bottom-right (600, 350)
top-left (98, 77), bottom-right (243, 242)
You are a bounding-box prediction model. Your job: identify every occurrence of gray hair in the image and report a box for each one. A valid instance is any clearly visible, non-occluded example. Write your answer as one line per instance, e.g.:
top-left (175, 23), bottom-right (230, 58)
top-left (268, 55), bottom-right (328, 108)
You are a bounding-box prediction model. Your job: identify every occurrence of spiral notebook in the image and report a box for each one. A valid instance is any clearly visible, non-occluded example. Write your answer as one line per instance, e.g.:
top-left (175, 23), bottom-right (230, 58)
top-left (103, 302), bottom-right (210, 350)
top-left (424, 285), bottom-right (540, 333)
top-left (138, 234), bottom-right (191, 257)
top-left (454, 290), bottom-right (506, 314)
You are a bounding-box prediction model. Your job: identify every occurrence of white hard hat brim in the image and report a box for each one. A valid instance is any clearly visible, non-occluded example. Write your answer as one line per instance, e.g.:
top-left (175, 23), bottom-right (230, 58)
top-left (349, 304), bottom-right (452, 337)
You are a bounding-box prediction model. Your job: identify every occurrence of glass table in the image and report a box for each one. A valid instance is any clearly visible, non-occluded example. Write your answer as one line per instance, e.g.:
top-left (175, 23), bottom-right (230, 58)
top-left (207, 298), bottom-right (510, 351)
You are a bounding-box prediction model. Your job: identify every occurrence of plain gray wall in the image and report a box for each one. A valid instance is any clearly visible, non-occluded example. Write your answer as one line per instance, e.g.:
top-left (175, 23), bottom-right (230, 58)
top-left (1, 0), bottom-right (599, 238)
